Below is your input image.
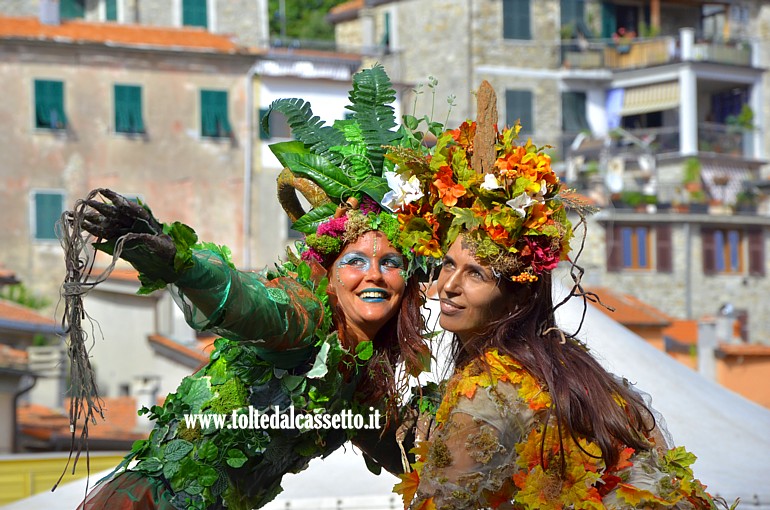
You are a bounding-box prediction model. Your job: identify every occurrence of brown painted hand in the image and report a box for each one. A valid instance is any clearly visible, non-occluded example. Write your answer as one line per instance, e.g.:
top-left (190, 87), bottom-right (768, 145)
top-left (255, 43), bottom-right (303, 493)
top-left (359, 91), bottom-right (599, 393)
top-left (82, 188), bottom-right (178, 283)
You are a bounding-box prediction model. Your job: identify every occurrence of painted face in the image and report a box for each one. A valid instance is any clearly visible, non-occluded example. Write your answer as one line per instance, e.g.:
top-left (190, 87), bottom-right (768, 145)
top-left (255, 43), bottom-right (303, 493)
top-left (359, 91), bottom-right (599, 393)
top-left (437, 237), bottom-right (510, 344)
top-left (326, 230), bottom-right (406, 343)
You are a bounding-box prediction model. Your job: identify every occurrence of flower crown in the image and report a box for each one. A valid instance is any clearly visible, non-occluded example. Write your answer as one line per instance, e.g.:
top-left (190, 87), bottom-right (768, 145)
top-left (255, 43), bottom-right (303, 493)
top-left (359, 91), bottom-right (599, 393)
top-left (265, 65), bottom-right (442, 276)
top-left (383, 119), bottom-right (573, 282)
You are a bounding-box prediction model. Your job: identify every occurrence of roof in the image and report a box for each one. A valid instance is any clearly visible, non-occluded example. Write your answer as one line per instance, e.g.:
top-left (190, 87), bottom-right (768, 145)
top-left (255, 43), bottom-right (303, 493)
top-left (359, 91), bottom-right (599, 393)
top-left (663, 319), bottom-right (699, 345)
top-left (106, 267), bottom-right (140, 283)
top-left (148, 333), bottom-right (215, 366)
top-left (718, 342), bottom-right (770, 357)
top-left (585, 287), bottom-right (672, 327)
top-left (0, 299), bottom-right (57, 327)
top-left (0, 16), bottom-right (241, 53)
top-left (18, 397), bottom-right (145, 444)
top-left (327, 0), bottom-right (364, 23)
top-left (0, 344), bottom-right (28, 371)
top-left (0, 265), bottom-right (20, 285)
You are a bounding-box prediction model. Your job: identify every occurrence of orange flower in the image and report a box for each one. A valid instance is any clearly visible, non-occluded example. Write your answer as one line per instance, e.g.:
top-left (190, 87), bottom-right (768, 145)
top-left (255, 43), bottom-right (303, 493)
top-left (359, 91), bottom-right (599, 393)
top-left (433, 176), bottom-right (466, 207)
top-left (415, 238), bottom-right (442, 258)
top-left (450, 120), bottom-right (476, 148)
top-left (523, 202), bottom-right (550, 229)
top-left (486, 224), bottom-right (510, 243)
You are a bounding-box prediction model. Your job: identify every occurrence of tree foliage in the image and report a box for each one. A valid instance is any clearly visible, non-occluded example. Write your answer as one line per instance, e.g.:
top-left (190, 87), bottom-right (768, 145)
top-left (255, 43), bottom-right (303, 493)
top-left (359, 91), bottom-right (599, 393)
top-left (268, 0), bottom-right (348, 41)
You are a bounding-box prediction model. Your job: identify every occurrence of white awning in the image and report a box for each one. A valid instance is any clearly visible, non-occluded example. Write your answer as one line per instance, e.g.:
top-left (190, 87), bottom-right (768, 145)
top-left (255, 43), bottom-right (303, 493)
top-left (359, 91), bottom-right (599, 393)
top-left (621, 81), bottom-right (680, 116)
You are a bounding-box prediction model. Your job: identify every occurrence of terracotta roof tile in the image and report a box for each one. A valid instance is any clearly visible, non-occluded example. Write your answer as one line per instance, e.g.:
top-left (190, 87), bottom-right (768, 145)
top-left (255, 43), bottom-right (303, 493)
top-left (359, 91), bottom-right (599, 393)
top-left (717, 343), bottom-right (770, 357)
top-left (329, 0), bottom-right (364, 16)
top-left (0, 344), bottom-right (28, 369)
top-left (18, 397), bottom-right (145, 442)
top-left (107, 267), bottom-right (140, 282)
top-left (663, 319), bottom-right (699, 345)
top-left (0, 16), bottom-right (240, 53)
top-left (148, 333), bottom-right (215, 364)
top-left (0, 299), bottom-right (57, 326)
top-left (586, 287), bottom-right (672, 327)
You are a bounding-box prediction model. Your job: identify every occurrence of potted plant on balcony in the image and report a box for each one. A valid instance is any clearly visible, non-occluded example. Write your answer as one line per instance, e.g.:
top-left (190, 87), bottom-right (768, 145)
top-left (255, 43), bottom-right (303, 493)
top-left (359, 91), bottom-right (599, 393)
top-left (734, 188), bottom-right (759, 215)
top-left (612, 27), bottom-right (636, 54)
top-left (726, 104), bottom-right (755, 157)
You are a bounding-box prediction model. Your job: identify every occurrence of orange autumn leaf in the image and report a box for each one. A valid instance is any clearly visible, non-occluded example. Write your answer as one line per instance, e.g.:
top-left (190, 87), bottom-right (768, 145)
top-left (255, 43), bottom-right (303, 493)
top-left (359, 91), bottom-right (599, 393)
top-left (616, 483), bottom-right (671, 506)
top-left (413, 497), bottom-right (437, 510)
top-left (614, 447), bottom-right (635, 471)
top-left (393, 470), bottom-right (420, 510)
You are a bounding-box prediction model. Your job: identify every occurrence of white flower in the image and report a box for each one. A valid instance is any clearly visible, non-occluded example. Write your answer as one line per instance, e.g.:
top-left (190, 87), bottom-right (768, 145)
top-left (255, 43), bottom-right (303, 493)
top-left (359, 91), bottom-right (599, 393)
top-left (480, 173), bottom-right (503, 190)
top-left (382, 170), bottom-right (424, 211)
top-left (505, 193), bottom-right (535, 218)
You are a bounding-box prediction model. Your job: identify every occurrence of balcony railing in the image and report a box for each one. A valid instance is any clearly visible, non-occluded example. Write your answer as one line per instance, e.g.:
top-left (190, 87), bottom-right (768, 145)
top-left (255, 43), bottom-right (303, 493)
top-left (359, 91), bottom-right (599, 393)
top-left (698, 122), bottom-right (754, 158)
top-left (560, 36), bottom-right (753, 70)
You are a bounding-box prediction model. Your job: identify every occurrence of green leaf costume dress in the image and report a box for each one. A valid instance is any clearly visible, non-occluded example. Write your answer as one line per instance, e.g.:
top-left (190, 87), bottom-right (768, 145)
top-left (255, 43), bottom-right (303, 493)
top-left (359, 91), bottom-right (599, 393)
top-left (80, 248), bottom-right (375, 510)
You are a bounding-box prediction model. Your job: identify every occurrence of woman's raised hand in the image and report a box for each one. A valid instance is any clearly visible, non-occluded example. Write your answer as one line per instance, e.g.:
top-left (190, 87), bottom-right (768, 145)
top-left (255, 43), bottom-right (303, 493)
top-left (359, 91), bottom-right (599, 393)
top-left (81, 188), bottom-right (178, 283)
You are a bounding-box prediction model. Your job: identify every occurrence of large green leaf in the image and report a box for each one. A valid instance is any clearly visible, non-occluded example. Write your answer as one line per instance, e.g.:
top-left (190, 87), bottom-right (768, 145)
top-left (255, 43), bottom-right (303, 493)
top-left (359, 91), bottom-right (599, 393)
top-left (268, 140), bottom-right (309, 168)
top-left (281, 152), bottom-right (353, 200)
top-left (357, 176), bottom-right (390, 204)
top-left (291, 202), bottom-right (337, 234)
top-left (345, 64), bottom-right (400, 176)
top-left (263, 98), bottom-right (346, 167)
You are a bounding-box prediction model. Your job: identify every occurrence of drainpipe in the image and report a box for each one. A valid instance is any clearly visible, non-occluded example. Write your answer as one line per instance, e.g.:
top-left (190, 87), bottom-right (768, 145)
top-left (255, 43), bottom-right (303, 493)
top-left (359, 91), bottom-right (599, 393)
top-left (243, 61), bottom-right (261, 269)
top-left (13, 374), bottom-right (37, 453)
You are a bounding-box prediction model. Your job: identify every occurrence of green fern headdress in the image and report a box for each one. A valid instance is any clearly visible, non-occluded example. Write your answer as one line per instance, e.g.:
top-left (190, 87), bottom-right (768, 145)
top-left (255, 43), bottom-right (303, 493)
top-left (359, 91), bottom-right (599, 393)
top-left (263, 64), bottom-right (440, 275)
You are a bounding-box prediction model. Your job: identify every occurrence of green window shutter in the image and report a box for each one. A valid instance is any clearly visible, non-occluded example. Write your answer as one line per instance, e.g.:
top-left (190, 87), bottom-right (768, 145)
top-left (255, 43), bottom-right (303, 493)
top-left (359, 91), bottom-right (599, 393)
top-left (183, 0), bottom-right (208, 28)
top-left (503, 0), bottom-right (531, 40)
top-left (115, 85), bottom-right (144, 134)
top-left (105, 0), bottom-right (118, 21)
top-left (34, 80), bottom-right (66, 129)
top-left (60, 0), bottom-right (85, 19)
top-left (561, 91), bottom-right (589, 132)
top-left (561, 0), bottom-right (585, 30)
top-left (381, 11), bottom-right (391, 48)
top-left (34, 192), bottom-right (64, 240)
top-left (505, 90), bottom-right (533, 133)
top-left (601, 1), bottom-right (617, 39)
top-left (201, 90), bottom-right (230, 138)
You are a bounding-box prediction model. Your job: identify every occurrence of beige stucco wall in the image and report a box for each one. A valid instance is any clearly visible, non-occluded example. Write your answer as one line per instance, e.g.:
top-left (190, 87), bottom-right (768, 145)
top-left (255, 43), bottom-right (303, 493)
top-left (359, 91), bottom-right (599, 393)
top-left (0, 40), bottom-right (258, 305)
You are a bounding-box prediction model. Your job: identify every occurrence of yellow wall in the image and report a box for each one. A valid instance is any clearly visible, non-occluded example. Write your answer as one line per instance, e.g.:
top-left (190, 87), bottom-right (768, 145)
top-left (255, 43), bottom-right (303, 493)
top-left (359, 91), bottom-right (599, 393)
top-left (0, 452), bottom-right (125, 505)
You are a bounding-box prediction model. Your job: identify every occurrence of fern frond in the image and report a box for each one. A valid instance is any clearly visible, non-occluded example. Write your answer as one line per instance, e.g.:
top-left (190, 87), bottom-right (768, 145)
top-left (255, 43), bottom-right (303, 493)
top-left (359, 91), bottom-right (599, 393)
top-left (263, 98), bottom-right (346, 167)
top-left (345, 64), bottom-right (400, 176)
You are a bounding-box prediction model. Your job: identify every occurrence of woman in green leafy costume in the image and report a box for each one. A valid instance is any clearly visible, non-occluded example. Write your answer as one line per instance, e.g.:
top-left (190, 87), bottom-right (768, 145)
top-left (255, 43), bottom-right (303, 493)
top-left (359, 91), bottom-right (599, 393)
top-left (74, 65), bottom-right (441, 510)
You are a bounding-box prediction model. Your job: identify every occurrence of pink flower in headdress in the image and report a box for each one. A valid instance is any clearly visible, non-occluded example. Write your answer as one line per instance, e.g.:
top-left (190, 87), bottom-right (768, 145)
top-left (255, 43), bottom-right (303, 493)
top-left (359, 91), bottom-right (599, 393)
top-left (520, 236), bottom-right (560, 274)
top-left (360, 196), bottom-right (382, 215)
top-left (316, 216), bottom-right (347, 237)
top-left (301, 248), bottom-right (323, 264)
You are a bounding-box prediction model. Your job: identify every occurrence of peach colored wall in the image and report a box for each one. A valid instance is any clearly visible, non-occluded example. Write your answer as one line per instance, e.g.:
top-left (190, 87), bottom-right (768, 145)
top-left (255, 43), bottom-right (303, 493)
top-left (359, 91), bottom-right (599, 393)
top-left (717, 356), bottom-right (770, 409)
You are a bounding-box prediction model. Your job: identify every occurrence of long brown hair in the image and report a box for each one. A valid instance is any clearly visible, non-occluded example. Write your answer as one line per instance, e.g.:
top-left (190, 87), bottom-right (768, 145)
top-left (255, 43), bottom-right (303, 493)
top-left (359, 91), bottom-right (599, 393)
top-left (452, 271), bottom-right (655, 469)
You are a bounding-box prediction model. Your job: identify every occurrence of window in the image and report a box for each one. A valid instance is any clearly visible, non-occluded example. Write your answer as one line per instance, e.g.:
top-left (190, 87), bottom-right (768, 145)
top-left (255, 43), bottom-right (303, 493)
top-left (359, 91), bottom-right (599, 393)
top-left (381, 11), bottom-right (391, 50)
top-left (562, 91), bottom-right (589, 132)
top-left (34, 80), bottom-right (67, 130)
top-left (60, 0), bottom-right (85, 19)
top-left (183, 0), bottom-right (208, 28)
top-left (32, 191), bottom-right (65, 241)
top-left (114, 85), bottom-right (145, 134)
top-left (503, 0), bottom-right (531, 39)
top-left (505, 89), bottom-right (533, 133)
top-left (561, 0), bottom-right (585, 32)
top-left (201, 90), bottom-right (231, 138)
top-left (105, 0), bottom-right (118, 21)
top-left (259, 108), bottom-right (291, 140)
top-left (703, 227), bottom-right (764, 276)
top-left (607, 224), bottom-right (672, 272)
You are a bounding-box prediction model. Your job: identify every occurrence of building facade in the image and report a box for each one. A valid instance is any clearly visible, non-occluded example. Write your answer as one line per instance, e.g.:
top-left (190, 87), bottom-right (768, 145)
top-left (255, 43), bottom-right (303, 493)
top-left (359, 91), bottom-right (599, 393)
top-left (330, 0), bottom-right (770, 343)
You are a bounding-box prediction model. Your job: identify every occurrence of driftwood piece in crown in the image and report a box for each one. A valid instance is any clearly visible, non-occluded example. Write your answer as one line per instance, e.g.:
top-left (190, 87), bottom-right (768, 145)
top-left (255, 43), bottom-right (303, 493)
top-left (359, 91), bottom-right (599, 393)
top-left (471, 80), bottom-right (498, 175)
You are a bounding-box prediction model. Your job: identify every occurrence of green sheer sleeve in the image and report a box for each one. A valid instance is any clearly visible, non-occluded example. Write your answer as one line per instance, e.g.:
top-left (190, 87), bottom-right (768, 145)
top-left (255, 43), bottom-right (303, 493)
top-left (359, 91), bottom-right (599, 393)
top-left (169, 249), bottom-right (325, 355)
